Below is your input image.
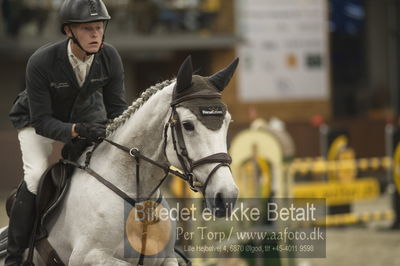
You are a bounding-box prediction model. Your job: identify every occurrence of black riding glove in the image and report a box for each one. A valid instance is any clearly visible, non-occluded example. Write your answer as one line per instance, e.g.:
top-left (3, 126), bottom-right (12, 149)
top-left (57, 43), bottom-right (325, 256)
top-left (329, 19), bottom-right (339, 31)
top-left (62, 138), bottom-right (92, 161)
top-left (75, 123), bottom-right (106, 143)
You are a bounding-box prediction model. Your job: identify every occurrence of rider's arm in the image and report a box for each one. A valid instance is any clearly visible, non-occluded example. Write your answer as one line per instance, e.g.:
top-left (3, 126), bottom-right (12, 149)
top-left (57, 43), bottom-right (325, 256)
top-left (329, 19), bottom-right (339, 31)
top-left (27, 54), bottom-right (75, 142)
top-left (102, 45), bottom-right (128, 119)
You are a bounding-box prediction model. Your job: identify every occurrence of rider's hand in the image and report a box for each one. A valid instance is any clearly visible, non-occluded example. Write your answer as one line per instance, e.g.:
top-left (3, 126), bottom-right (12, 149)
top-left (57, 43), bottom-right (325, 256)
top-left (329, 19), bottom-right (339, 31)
top-left (75, 123), bottom-right (106, 143)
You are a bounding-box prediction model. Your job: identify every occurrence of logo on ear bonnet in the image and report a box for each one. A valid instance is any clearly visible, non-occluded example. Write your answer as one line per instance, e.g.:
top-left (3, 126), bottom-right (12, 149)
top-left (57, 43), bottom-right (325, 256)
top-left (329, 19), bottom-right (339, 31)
top-left (200, 106), bottom-right (225, 117)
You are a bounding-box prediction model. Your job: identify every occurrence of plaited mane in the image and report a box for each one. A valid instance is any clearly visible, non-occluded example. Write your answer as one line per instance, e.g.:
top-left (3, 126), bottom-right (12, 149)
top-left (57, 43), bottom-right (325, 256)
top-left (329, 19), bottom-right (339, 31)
top-left (106, 79), bottom-right (174, 136)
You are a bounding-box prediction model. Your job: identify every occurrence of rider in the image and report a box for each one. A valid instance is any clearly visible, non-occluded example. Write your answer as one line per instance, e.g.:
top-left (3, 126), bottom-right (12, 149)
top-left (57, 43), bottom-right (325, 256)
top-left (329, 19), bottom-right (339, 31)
top-left (7, 0), bottom-right (128, 264)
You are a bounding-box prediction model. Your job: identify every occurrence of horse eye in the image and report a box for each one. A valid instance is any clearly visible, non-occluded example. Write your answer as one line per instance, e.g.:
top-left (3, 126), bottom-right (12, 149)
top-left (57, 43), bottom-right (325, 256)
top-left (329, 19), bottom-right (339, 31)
top-left (182, 121), bottom-right (195, 131)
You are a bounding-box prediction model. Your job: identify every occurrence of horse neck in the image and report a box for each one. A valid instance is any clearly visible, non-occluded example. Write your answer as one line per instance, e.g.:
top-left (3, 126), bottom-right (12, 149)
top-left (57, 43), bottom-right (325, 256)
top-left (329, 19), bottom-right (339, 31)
top-left (89, 84), bottom-right (174, 198)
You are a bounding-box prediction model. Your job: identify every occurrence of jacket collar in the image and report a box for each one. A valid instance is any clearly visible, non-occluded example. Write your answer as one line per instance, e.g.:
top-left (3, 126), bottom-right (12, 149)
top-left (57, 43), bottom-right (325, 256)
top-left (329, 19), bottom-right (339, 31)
top-left (56, 39), bottom-right (70, 62)
top-left (56, 38), bottom-right (101, 89)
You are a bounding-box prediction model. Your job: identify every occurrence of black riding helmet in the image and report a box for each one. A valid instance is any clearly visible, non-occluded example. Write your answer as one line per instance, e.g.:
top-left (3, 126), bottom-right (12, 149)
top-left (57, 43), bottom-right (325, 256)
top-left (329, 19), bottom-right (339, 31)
top-left (60, 0), bottom-right (111, 55)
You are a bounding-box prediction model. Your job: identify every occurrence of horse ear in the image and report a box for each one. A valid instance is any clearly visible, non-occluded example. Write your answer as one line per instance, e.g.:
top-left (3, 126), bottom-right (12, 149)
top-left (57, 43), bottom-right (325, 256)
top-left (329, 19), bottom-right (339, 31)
top-left (208, 58), bottom-right (239, 92)
top-left (176, 56), bottom-right (193, 94)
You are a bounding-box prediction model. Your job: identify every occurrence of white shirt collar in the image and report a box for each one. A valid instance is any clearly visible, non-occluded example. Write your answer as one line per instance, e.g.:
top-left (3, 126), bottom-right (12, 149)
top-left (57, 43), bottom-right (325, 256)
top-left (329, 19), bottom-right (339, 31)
top-left (67, 40), bottom-right (94, 86)
top-left (67, 39), bottom-right (94, 68)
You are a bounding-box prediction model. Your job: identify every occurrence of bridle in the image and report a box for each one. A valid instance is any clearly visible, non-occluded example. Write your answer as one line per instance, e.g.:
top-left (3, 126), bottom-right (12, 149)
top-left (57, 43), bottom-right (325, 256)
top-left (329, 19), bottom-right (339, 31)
top-left (63, 89), bottom-right (232, 204)
top-left (165, 92), bottom-right (232, 193)
top-left (102, 91), bottom-right (233, 198)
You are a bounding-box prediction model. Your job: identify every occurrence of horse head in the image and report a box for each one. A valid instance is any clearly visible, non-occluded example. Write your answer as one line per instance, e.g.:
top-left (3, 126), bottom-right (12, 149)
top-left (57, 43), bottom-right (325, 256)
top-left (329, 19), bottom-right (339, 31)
top-left (165, 56), bottom-right (239, 217)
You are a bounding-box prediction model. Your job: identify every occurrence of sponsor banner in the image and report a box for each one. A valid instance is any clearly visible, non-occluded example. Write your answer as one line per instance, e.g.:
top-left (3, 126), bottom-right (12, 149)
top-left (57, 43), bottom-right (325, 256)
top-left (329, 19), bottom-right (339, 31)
top-left (237, 0), bottom-right (329, 101)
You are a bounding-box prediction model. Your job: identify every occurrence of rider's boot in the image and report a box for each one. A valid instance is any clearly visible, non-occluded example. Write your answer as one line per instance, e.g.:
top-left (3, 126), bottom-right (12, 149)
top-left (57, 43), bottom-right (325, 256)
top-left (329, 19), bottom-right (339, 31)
top-left (5, 181), bottom-right (36, 266)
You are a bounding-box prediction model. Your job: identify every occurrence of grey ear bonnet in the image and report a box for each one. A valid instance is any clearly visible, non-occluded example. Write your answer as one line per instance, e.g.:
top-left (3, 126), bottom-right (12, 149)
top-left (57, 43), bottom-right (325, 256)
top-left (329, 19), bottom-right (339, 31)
top-left (177, 76), bottom-right (227, 131)
top-left (172, 57), bottom-right (239, 131)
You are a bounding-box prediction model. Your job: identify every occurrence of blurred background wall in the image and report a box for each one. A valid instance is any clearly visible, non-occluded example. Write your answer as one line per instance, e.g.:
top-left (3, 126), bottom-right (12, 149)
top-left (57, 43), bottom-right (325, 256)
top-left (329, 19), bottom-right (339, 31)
top-left (0, 0), bottom-right (398, 192)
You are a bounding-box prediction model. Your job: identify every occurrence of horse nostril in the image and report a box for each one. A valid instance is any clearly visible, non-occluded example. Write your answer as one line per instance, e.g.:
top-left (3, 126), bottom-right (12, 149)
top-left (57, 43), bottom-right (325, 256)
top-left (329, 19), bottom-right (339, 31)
top-left (215, 192), bottom-right (224, 209)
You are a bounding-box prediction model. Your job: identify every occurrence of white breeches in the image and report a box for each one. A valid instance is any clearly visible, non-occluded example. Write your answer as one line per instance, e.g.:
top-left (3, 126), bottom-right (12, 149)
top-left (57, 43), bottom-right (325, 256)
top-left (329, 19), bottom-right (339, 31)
top-left (18, 127), bottom-right (55, 194)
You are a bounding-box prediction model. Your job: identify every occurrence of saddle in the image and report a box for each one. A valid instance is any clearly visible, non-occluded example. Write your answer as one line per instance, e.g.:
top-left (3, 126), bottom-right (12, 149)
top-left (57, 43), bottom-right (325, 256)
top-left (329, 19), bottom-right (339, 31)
top-left (1, 139), bottom-right (91, 264)
top-left (6, 138), bottom-right (91, 236)
top-left (5, 160), bottom-right (74, 236)
top-left (1, 160), bottom-right (74, 265)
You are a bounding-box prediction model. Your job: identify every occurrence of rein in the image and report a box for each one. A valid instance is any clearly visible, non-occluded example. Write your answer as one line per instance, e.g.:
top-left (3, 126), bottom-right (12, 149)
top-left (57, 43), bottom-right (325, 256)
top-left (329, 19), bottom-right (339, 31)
top-left (68, 91), bottom-right (232, 204)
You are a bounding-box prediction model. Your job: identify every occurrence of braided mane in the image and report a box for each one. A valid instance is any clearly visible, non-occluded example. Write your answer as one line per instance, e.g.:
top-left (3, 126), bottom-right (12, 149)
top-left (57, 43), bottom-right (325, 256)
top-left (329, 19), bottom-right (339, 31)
top-left (106, 79), bottom-right (174, 136)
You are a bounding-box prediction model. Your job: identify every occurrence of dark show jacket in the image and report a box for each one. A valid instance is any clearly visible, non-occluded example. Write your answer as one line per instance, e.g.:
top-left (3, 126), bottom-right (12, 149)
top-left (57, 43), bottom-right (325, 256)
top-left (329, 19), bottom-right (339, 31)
top-left (9, 39), bottom-right (128, 142)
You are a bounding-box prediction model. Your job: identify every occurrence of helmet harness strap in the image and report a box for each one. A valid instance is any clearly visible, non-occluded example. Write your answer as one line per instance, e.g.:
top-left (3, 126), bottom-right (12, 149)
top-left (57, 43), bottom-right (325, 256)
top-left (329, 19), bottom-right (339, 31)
top-left (67, 21), bottom-right (108, 56)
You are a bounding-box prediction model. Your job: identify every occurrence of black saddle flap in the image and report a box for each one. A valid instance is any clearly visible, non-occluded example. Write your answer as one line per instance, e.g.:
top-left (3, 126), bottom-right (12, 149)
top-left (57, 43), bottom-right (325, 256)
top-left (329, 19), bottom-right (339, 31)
top-left (36, 161), bottom-right (74, 237)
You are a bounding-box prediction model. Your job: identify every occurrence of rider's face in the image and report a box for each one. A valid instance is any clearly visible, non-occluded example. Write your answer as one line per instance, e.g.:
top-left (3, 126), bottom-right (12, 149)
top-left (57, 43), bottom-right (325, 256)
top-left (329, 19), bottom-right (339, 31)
top-left (67, 21), bottom-right (105, 54)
